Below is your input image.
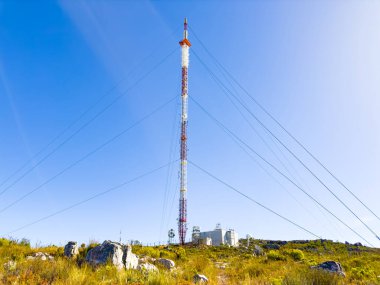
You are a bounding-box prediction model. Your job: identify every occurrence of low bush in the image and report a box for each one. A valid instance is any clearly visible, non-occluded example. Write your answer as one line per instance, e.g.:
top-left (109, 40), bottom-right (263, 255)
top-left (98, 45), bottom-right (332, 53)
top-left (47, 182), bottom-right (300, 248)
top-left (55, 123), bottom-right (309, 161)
top-left (283, 268), bottom-right (343, 285)
top-left (350, 266), bottom-right (376, 281)
top-left (284, 249), bottom-right (304, 261)
top-left (267, 250), bottom-right (286, 261)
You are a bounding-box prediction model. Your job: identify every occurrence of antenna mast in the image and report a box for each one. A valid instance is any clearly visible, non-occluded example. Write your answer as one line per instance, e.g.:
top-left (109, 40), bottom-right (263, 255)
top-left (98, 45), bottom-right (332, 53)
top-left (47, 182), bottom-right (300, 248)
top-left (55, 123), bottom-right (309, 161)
top-left (178, 18), bottom-right (191, 245)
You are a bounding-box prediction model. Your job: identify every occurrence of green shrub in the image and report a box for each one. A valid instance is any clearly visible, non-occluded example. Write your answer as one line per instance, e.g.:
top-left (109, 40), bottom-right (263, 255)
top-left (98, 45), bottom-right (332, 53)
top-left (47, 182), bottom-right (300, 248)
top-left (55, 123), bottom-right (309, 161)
top-left (136, 246), bottom-right (161, 258)
top-left (267, 250), bottom-right (286, 261)
top-left (351, 267), bottom-right (376, 280)
top-left (19, 238), bottom-right (31, 247)
top-left (270, 277), bottom-right (282, 285)
top-left (174, 247), bottom-right (186, 259)
top-left (0, 238), bottom-right (11, 247)
top-left (349, 258), bottom-right (364, 267)
top-left (159, 250), bottom-right (176, 260)
top-left (243, 263), bottom-right (264, 277)
top-left (283, 268), bottom-right (343, 285)
top-left (284, 249), bottom-right (304, 261)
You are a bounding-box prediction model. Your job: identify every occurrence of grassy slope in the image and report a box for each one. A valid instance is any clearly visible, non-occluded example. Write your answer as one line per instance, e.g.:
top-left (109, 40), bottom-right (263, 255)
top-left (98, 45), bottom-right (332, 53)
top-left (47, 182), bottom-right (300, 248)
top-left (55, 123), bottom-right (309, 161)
top-left (0, 238), bottom-right (379, 284)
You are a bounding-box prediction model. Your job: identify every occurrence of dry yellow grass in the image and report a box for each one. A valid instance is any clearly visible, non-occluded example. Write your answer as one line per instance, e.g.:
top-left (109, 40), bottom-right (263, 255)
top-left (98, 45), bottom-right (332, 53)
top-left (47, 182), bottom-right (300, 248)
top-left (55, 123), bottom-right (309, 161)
top-left (0, 238), bottom-right (379, 284)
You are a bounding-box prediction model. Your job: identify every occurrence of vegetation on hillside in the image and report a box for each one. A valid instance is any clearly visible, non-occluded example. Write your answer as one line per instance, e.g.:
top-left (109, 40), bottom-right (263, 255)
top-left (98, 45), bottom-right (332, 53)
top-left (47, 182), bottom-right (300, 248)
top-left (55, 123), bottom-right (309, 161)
top-left (0, 237), bottom-right (379, 284)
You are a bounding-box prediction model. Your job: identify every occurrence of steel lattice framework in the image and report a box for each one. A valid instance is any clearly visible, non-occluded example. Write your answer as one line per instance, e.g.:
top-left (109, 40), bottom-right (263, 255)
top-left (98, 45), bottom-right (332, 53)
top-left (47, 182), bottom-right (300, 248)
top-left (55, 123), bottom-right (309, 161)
top-left (178, 18), bottom-right (191, 245)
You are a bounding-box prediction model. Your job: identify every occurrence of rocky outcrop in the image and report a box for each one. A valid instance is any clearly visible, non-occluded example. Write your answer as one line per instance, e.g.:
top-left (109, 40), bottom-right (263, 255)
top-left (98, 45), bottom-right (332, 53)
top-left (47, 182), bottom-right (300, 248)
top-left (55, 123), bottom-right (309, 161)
top-left (156, 258), bottom-right (175, 270)
top-left (26, 252), bottom-right (54, 261)
top-left (312, 261), bottom-right (345, 276)
top-left (64, 241), bottom-right (79, 258)
top-left (124, 244), bottom-right (138, 269)
top-left (86, 240), bottom-right (125, 269)
top-left (194, 274), bottom-right (208, 283)
top-left (85, 240), bottom-right (138, 270)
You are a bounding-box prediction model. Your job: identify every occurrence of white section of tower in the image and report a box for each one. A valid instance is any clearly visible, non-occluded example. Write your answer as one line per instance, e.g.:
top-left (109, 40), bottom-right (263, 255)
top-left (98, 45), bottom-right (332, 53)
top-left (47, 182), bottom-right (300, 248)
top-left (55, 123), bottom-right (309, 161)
top-left (182, 45), bottom-right (189, 68)
top-left (180, 43), bottom-right (189, 199)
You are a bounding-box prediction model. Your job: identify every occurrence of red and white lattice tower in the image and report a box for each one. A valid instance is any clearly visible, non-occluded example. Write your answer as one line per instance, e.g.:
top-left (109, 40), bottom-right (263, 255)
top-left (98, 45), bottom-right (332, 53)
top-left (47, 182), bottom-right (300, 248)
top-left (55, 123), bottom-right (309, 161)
top-left (178, 18), bottom-right (191, 245)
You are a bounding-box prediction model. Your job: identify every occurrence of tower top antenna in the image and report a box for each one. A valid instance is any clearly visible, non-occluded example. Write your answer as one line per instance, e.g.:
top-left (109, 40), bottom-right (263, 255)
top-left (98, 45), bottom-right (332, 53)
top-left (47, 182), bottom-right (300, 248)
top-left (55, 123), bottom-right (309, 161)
top-left (182, 18), bottom-right (190, 42)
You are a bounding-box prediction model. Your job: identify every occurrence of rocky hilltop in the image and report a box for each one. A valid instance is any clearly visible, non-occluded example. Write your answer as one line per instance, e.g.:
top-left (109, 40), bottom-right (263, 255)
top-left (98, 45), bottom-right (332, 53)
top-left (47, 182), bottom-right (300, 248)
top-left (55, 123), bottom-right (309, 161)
top-left (0, 237), bottom-right (379, 284)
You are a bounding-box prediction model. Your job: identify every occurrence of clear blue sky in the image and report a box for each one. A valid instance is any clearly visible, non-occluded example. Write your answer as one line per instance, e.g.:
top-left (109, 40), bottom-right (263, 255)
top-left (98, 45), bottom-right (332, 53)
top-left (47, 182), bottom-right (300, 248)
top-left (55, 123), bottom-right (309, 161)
top-left (0, 1), bottom-right (379, 247)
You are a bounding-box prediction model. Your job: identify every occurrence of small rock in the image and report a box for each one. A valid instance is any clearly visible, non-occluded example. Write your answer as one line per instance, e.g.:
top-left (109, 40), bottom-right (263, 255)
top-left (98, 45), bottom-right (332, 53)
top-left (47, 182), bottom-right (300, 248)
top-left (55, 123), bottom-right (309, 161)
top-left (253, 245), bottom-right (264, 256)
top-left (64, 241), bottom-right (79, 258)
top-left (214, 262), bottom-right (227, 269)
top-left (3, 260), bottom-right (16, 270)
top-left (156, 258), bottom-right (175, 270)
top-left (311, 261), bottom-right (345, 277)
top-left (26, 252), bottom-right (53, 261)
top-left (139, 256), bottom-right (156, 264)
top-left (137, 263), bottom-right (158, 273)
top-left (138, 257), bottom-right (148, 264)
top-left (194, 274), bottom-right (208, 283)
top-left (353, 242), bottom-right (363, 247)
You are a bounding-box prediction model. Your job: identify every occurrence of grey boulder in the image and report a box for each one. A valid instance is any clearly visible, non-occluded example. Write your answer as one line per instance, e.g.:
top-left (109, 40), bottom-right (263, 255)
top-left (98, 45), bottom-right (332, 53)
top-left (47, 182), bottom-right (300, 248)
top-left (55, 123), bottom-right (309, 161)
top-left (86, 241), bottom-right (138, 270)
top-left (86, 241), bottom-right (125, 269)
top-left (156, 258), bottom-right (175, 270)
top-left (312, 261), bottom-right (345, 276)
top-left (125, 244), bottom-right (138, 269)
top-left (253, 245), bottom-right (264, 256)
top-left (64, 241), bottom-right (79, 258)
top-left (194, 274), bottom-right (208, 283)
top-left (137, 262), bottom-right (158, 273)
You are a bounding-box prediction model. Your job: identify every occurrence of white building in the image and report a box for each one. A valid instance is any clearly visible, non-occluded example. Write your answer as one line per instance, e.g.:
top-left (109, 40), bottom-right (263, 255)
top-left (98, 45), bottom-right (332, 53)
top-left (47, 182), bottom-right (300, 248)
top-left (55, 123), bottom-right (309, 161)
top-left (192, 224), bottom-right (239, 246)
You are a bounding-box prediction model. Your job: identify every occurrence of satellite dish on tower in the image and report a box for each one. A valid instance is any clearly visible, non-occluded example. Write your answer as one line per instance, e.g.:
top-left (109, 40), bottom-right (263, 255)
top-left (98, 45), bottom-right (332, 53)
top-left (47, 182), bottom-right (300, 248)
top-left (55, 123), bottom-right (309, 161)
top-left (168, 229), bottom-right (175, 245)
top-left (246, 234), bottom-right (251, 247)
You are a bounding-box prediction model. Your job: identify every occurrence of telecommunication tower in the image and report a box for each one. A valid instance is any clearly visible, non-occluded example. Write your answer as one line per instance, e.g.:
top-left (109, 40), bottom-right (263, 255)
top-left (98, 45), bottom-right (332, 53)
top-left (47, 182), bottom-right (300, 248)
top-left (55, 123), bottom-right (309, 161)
top-left (178, 18), bottom-right (191, 245)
